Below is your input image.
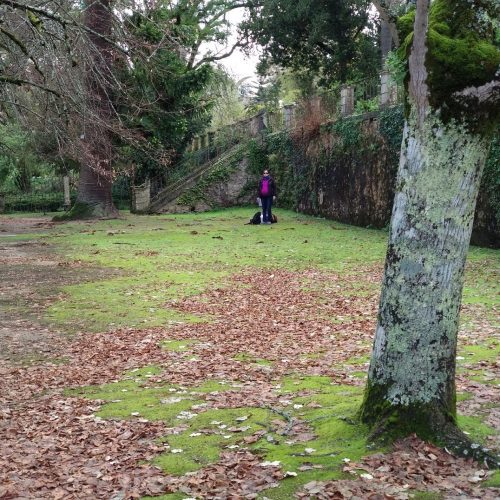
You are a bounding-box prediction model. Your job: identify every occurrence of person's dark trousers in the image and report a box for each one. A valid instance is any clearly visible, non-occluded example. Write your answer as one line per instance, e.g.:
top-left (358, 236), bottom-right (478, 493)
top-left (261, 196), bottom-right (273, 223)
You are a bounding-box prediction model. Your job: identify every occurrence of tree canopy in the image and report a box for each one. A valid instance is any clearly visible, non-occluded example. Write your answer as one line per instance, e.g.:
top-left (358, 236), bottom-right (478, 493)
top-left (241, 0), bottom-right (380, 84)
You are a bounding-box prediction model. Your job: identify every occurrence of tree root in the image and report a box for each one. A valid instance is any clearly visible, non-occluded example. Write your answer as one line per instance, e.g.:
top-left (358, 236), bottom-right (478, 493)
top-left (368, 412), bottom-right (499, 469)
top-left (435, 421), bottom-right (499, 469)
top-left (53, 200), bottom-right (119, 221)
top-left (263, 405), bottom-right (297, 435)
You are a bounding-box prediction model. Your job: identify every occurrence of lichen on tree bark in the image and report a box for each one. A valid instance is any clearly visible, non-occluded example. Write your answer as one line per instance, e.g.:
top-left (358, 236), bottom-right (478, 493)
top-left (361, 0), bottom-right (499, 466)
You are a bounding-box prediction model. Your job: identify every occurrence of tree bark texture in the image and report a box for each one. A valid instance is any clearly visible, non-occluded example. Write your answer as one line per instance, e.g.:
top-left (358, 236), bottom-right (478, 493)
top-left (361, 108), bottom-right (488, 422)
top-left (380, 19), bottom-right (392, 63)
top-left (361, 0), bottom-right (499, 465)
top-left (74, 0), bottom-right (117, 218)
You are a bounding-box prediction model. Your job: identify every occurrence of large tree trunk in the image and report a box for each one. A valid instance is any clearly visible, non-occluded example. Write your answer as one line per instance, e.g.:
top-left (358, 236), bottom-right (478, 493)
top-left (359, 109), bottom-right (492, 461)
top-left (64, 0), bottom-right (118, 219)
top-left (361, 0), bottom-right (499, 466)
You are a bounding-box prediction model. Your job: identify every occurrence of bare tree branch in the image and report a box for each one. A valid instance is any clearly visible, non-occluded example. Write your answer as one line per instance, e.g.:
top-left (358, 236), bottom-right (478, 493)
top-left (193, 39), bottom-right (249, 69)
top-left (0, 75), bottom-right (61, 96)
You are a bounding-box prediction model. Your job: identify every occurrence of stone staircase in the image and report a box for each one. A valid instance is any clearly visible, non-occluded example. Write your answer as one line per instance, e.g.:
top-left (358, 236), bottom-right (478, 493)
top-left (148, 143), bottom-right (246, 213)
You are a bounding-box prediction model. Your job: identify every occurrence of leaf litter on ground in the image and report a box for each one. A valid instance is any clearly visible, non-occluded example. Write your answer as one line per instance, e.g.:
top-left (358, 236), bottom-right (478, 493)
top-left (0, 216), bottom-right (498, 499)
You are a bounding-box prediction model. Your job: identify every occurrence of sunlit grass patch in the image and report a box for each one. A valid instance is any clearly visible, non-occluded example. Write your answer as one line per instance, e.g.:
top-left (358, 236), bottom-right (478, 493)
top-left (71, 372), bottom-right (233, 423)
top-left (342, 354), bottom-right (370, 366)
top-left (28, 207), bottom-right (495, 337)
top-left (456, 392), bottom-right (474, 402)
top-left (409, 492), bottom-right (444, 500)
top-left (463, 252), bottom-right (499, 310)
top-left (457, 414), bottom-right (499, 446)
top-left (254, 376), bottom-right (371, 499)
top-left (155, 407), bottom-right (272, 475)
top-left (277, 375), bottom-right (334, 394)
top-left (74, 369), bottom-right (375, 497)
top-left (456, 340), bottom-right (500, 385)
top-left (46, 271), bottom-right (216, 333)
top-left (458, 340), bottom-right (499, 363)
top-left (142, 494), bottom-right (185, 500)
top-left (483, 470), bottom-right (500, 487)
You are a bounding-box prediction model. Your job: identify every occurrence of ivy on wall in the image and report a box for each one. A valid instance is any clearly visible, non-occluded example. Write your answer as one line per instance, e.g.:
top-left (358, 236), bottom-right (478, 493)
top-left (174, 106), bottom-right (498, 244)
top-left (378, 105), bottom-right (405, 156)
top-left (176, 147), bottom-right (245, 207)
top-left (245, 106), bottom-right (498, 245)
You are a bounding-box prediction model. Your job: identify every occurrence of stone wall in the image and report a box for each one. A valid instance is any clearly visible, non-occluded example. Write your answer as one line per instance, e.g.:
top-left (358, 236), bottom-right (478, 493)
top-left (154, 107), bottom-right (498, 247)
top-left (266, 109), bottom-right (498, 247)
top-left (159, 157), bottom-right (255, 213)
top-left (296, 116), bottom-right (397, 228)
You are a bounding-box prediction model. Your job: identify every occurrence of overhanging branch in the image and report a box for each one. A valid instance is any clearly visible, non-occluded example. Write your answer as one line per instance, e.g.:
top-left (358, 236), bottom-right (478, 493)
top-left (192, 40), bottom-right (249, 69)
top-left (453, 79), bottom-right (500, 106)
top-left (0, 75), bottom-right (61, 97)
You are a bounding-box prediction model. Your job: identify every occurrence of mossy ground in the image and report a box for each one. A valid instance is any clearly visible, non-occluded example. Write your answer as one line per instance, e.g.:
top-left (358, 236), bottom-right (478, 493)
top-left (76, 371), bottom-right (372, 498)
top-left (3, 207), bottom-right (499, 497)
top-left (39, 207), bottom-right (390, 333)
top-left (457, 339), bottom-right (500, 385)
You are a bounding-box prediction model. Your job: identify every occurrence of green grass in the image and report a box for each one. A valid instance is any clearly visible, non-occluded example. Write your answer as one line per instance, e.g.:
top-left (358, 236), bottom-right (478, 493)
top-left (233, 352), bottom-right (273, 366)
top-left (18, 207), bottom-right (493, 335)
top-left (456, 414), bottom-right (498, 446)
top-left (462, 251), bottom-right (500, 309)
top-left (410, 492), bottom-right (443, 500)
top-left (483, 470), bottom-right (500, 487)
top-left (456, 340), bottom-right (500, 385)
top-left (40, 208), bottom-right (390, 333)
top-left (458, 340), bottom-right (499, 363)
top-left (161, 339), bottom-right (199, 352)
top-left (76, 370), bottom-right (374, 499)
top-left (4, 209), bottom-right (498, 498)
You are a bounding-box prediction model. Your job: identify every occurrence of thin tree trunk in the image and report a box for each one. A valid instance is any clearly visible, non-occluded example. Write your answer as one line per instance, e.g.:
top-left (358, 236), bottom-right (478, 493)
top-left (380, 19), bottom-right (392, 63)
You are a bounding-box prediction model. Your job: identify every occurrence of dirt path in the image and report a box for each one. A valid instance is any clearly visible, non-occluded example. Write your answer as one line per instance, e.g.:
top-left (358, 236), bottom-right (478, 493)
top-left (0, 217), bottom-right (120, 363)
top-left (0, 217), bottom-right (68, 363)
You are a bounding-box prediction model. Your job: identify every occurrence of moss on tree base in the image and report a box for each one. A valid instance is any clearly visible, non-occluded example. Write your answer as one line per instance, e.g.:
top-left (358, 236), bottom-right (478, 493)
top-left (360, 381), bottom-right (499, 468)
top-left (53, 201), bottom-right (119, 221)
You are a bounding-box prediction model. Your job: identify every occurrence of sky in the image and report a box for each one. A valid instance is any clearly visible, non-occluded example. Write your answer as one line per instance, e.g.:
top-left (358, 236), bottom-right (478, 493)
top-left (201, 8), bottom-right (260, 83)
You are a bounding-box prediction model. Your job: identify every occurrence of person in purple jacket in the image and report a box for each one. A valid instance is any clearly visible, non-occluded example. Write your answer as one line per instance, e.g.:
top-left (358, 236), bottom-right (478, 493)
top-left (258, 170), bottom-right (276, 224)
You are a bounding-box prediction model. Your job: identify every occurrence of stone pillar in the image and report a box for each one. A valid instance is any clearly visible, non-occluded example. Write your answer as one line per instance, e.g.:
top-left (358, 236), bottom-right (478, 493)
top-left (312, 96), bottom-right (321, 116)
top-left (131, 179), bottom-right (151, 213)
top-left (208, 131), bottom-right (215, 148)
top-left (341, 86), bottom-right (355, 116)
top-left (380, 70), bottom-right (391, 107)
top-left (63, 175), bottom-right (71, 210)
top-left (283, 104), bottom-right (295, 129)
top-left (251, 111), bottom-right (266, 136)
